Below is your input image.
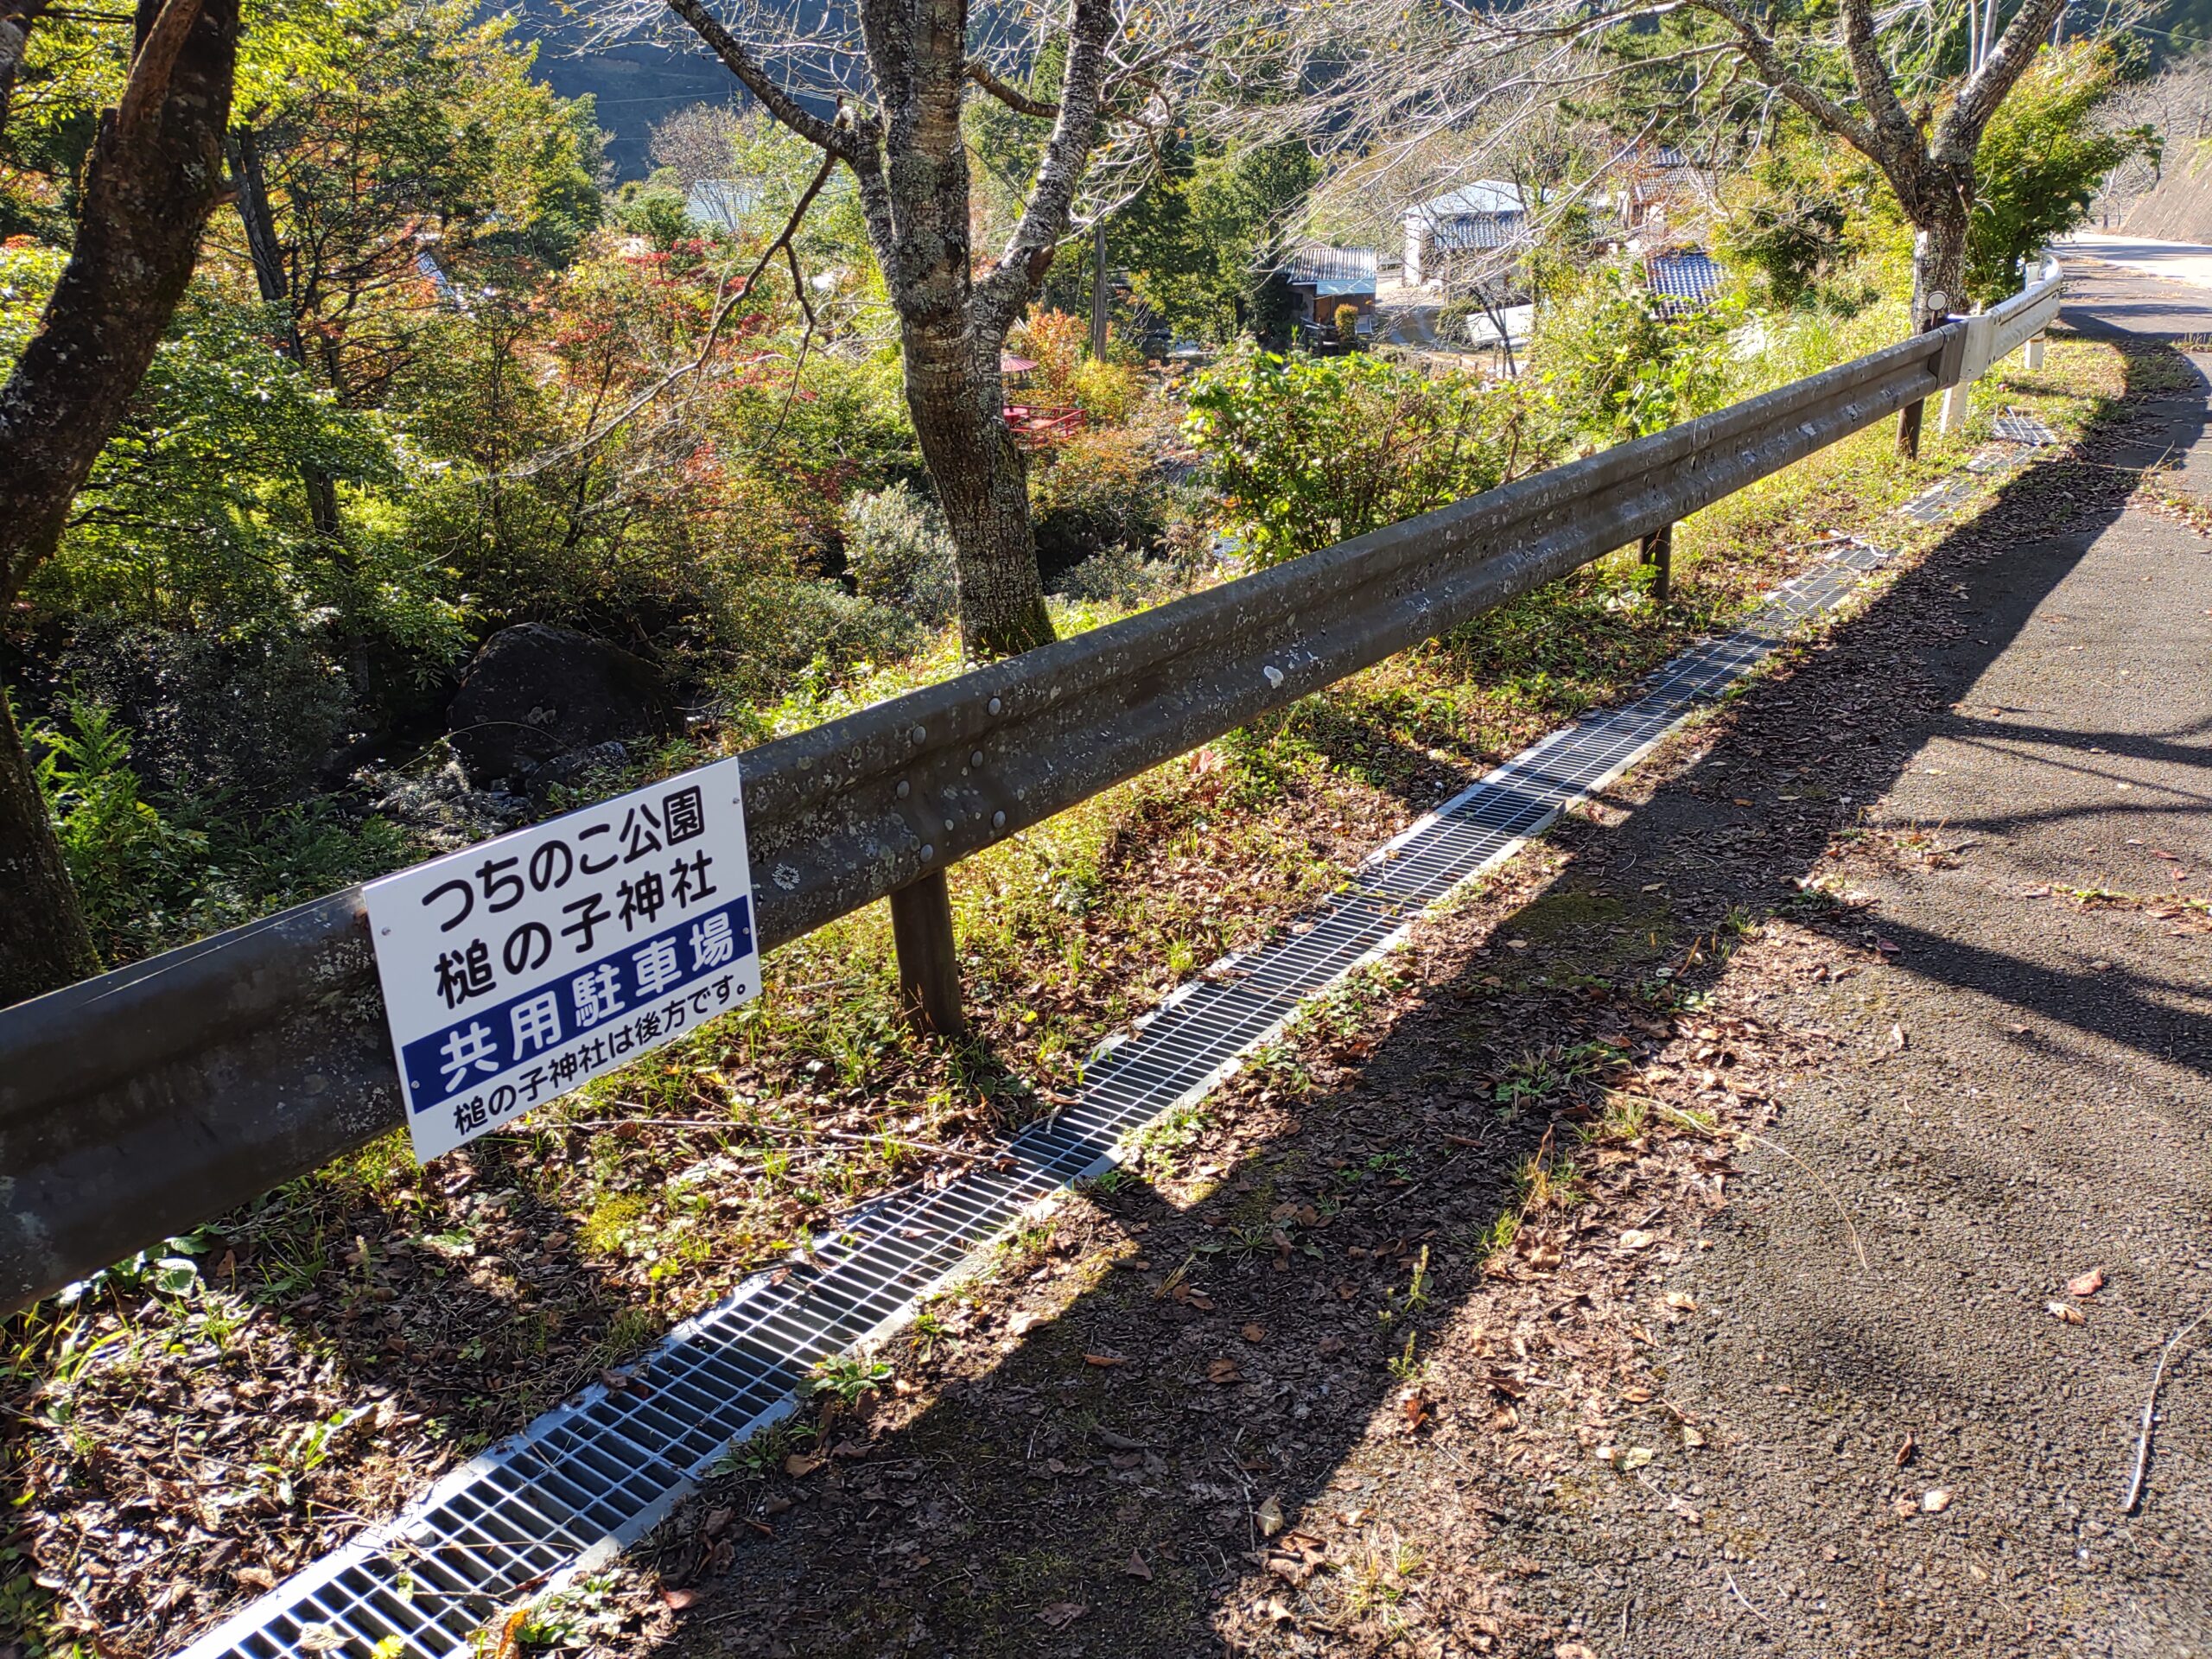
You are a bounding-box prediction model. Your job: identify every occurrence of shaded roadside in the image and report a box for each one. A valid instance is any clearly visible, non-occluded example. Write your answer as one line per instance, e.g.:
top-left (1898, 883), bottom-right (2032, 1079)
top-left (543, 297), bottom-right (2206, 1656)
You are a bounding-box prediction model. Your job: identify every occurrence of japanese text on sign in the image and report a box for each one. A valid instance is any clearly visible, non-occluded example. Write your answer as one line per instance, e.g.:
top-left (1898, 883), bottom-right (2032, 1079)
top-left (365, 757), bottom-right (760, 1161)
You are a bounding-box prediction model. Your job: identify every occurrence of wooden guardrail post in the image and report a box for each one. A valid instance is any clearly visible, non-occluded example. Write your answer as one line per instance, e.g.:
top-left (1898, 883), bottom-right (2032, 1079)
top-left (889, 870), bottom-right (965, 1036)
top-left (1641, 523), bottom-right (1673, 609)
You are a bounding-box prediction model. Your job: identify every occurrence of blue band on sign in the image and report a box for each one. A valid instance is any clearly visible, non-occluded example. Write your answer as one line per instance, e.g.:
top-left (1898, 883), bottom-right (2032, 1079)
top-left (399, 894), bottom-right (754, 1111)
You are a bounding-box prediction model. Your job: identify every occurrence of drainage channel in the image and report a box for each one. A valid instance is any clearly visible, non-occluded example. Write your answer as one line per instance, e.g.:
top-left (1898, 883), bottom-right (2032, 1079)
top-left (176, 475), bottom-right (2023, 1658)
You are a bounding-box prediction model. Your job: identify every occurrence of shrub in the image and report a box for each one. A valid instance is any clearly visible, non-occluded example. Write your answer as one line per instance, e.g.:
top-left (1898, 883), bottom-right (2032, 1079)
top-left (27, 697), bottom-right (207, 962)
top-left (1065, 357), bottom-right (1143, 424)
top-left (1183, 343), bottom-right (1554, 566)
top-left (1055, 546), bottom-right (1173, 606)
top-left (1527, 260), bottom-right (1744, 442)
top-left (57, 617), bottom-right (354, 807)
top-left (1029, 427), bottom-right (1168, 585)
top-left (841, 481), bottom-right (958, 623)
top-left (1334, 302), bottom-right (1360, 345)
top-left (1967, 43), bottom-right (2156, 303)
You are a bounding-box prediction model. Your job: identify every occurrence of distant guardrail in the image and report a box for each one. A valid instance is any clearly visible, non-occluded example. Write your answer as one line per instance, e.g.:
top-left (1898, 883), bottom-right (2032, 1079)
top-left (0, 261), bottom-right (2063, 1315)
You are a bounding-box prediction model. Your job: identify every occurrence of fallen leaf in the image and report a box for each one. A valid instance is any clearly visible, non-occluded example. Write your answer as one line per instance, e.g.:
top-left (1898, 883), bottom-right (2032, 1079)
top-left (2068, 1267), bottom-right (2106, 1298)
top-left (1242, 1322), bottom-right (1267, 1344)
top-left (661, 1587), bottom-right (701, 1611)
top-left (1557, 1644), bottom-right (1599, 1659)
top-left (1084, 1352), bottom-right (1127, 1367)
top-left (1123, 1550), bottom-right (1154, 1580)
top-left (1681, 1425), bottom-right (1707, 1449)
top-left (1921, 1489), bottom-right (1953, 1514)
top-left (783, 1453), bottom-right (823, 1478)
top-left (1619, 1385), bottom-right (1655, 1402)
top-left (2047, 1300), bottom-right (2087, 1326)
top-left (1618, 1230), bottom-right (1656, 1251)
top-left (1662, 1292), bottom-right (1696, 1312)
top-left (1620, 1446), bottom-right (1655, 1470)
top-left (1037, 1602), bottom-right (1087, 1630)
top-left (1255, 1494), bottom-right (1287, 1537)
top-left (1209, 1358), bottom-right (1243, 1385)
top-left (1007, 1311), bottom-right (1043, 1335)
top-left (1889, 1023), bottom-right (1908, 1051)
top-left (1895, 1433), bottom-right (1916, 1469)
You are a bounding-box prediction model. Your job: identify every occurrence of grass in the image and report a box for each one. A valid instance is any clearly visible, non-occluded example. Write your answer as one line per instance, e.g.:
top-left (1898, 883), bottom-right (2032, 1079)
top-left (0, 333), bottom-right (2126, 1659)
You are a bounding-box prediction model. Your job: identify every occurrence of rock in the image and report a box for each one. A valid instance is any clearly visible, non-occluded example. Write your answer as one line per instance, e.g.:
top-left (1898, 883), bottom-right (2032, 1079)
top-left (530, 741), bottom-right (632, 799)
top-left (444, 625), bottom-right (665, 785)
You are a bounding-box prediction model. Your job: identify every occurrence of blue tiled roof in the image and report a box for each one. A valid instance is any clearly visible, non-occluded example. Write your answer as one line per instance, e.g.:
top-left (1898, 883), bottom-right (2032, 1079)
top-left (1645, 250), bottom-right (1725, 312)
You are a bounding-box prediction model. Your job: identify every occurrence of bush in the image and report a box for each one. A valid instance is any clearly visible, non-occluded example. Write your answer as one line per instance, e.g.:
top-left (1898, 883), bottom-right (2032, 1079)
top-left (841, 481), bottom-right (958, 623)
top-left (1967, 43), bottom-right (2156, 303)
top-left (57, 617), bottom-right (354, 807)
top-left (1184, 343), bottom-right (1554, 566)
top-left (1065, 357), bottom-right (1143, 423)
top-left (1527, 261), bottom-right (1744, 442)
top-left (28, 698), bottom-right (208, 962)
top-left (1054, 546), bottom-right (1174, 606)
top-left (1030, 427), bottom-right (1169, 584)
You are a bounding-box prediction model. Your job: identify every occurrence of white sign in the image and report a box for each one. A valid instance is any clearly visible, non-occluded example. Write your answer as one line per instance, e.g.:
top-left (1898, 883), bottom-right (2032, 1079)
top-left (365, 758), bottom-right (760, 1162)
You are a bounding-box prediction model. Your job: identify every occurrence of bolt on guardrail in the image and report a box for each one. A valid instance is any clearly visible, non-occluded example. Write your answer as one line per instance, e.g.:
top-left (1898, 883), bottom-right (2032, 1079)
top-left (0, 260), bottom-right (2063, 1315)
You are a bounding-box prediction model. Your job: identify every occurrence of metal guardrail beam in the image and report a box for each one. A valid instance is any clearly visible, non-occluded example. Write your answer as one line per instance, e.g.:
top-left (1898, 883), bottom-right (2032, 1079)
top-left (1940, 257), bottom-right (2066, 435)
top-left (0, 319), bottom-right (1968, 1315)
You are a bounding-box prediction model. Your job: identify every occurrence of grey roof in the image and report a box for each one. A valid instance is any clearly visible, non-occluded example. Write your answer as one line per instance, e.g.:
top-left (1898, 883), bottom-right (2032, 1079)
top-left (1280, 244), bottom-right (1378, 287)
top-left (1411, 180), bottom-right (1527, 219)
top-left (1429, 213), bottom-right (1528, 252)
top-left (1645, 249), bottom-right (1726, 312)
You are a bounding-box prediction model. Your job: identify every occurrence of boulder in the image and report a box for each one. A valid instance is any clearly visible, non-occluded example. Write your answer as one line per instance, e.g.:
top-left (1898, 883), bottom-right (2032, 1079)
top-left (444, 624), bottom-right (665, 785)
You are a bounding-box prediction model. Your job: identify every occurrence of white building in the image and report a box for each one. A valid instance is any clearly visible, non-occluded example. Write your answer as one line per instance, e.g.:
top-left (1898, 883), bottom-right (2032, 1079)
top-left (1403, 181), bottom-right (1530, 287)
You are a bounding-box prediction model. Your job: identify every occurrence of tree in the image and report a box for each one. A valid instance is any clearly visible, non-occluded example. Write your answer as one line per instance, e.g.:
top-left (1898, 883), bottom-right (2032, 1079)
top-left (617, 0), bottom-right (1204, 658)
top-left (1967, 41), bottom-right (2156, 301)
top-left (1283, 0), bottom-right (2075, 455)
top-left (0, 0), bottom-right (240, 1005)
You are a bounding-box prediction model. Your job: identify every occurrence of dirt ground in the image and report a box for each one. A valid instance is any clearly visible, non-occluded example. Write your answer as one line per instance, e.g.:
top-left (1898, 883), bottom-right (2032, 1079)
top-left (531, 269), bottom-right (2212, 1659)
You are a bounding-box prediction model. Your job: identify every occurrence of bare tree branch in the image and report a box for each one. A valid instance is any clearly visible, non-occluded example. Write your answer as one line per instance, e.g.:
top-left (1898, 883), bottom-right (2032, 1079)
top-left (967, 58), bottom-right (1057, 119)
top-left (659, 0), bottom-right (861, 161)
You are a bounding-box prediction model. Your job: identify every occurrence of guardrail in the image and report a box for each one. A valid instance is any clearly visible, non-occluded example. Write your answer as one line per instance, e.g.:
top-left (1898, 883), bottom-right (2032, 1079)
top-left (1939, 255), bottom-right (2066, 435)
top-left (0, 275), bottom-right (2059, 1317)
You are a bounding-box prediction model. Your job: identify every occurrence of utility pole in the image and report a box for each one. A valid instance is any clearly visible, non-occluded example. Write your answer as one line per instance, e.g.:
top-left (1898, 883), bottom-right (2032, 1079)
top-left (1089, 219), bottom-right (1109, 359)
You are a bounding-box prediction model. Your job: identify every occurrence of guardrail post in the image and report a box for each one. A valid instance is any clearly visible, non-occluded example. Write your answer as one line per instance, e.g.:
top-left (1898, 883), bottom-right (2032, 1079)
top-left (1640, 524), bottom-right (1673, 609)
top-left (2024, 334), bottom-right (2046, 372)
top-left (889, 871), bottom-right (965, 1037)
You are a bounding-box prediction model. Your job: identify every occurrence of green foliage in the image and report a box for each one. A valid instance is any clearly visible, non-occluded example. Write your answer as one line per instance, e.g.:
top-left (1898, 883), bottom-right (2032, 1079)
top-left (1967, 44), bottom-right (2157, 303)
top-left (1185, 344), bottom-right (1552, 565)
top-left (1528, 261), bottom-right (1745, 442)
top-left (842, 482), bottom-right (957, 624)
top-left (1715, 127), bottom-right (1909, 311)
top-left (1030, 427), bottom-right (1172, 576)
top-left (27, 694), bottom-right (414, 963)
top-left (1117, 139), bottom-right (1320, 344)
top-left (27, 698), bottom-right (207, 960)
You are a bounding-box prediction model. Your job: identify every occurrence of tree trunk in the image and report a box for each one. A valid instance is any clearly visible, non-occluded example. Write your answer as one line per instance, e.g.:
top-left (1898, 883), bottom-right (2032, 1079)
top-left (1897, 185), bottom-right (1971, 461)
top-left (0, 0), bottom-right (239, 1005)
top-left (0, 690), bottom-right (96, 1005)
top-left (906, 322), bottom-right (1054, 658)
top-left (229, 126), bottom-right (343, 541)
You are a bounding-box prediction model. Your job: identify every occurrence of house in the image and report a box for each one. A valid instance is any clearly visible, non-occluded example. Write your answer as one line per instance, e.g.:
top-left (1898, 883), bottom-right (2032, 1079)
top-left (1403, 181), bottom-right (1529, 287)
top-left (1279, 245), bottom-right (1378, 329)
top-left (684, 178), bottom-right (764, 233)
top-left (1643, 249), bottom-right (1726, 315)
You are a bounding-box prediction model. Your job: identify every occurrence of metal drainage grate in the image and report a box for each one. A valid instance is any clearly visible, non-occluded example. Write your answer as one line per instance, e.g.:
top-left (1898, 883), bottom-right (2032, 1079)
top-left (175, 533), bottom-right (1899, 1659)
top-left (1990, 413), bottom-right (2057, 447)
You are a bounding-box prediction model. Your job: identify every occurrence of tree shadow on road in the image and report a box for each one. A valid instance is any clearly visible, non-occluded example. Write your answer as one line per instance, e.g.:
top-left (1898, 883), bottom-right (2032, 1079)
top-left (617, 335), bottom-right (2203, 1659)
